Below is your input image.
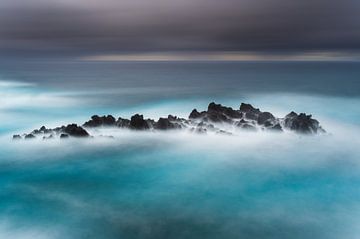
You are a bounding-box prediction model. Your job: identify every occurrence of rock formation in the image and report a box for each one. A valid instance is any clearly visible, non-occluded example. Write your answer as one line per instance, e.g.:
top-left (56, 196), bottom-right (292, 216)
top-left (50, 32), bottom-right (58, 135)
top-left (13, 102), bottom-right (325, 140)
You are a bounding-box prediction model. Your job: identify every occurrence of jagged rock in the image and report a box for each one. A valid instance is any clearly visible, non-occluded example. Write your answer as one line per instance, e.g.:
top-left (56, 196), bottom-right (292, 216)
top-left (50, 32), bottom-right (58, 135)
top-left (39, 126), bottom-right (52, 133)
top-left (189, 102), bottom-right (241, 123)
top-left (63, 124), bottom-right (89, 137)
top-left (167, 115), bottom-right (177, 121)
top-left (53, 126), bottom-right (65, 134)
top-left (83, 115), bottom-right (116, 127)
top-left (257, 112), bottom-right (275, 125)
top-left (284, 112), bottom-right (324, 134)
top-left (189, 109), bottom-right (202, 119)
top-left (116, 117), bottom-right (130, 128)
top-left (236, 119), bottom-right (255, 129)
top-left (145, 119), bottom-right (156, 128)
top-left (155, 118), bottom-right (180, 130)
top-left (240, 103), bottom-right (262, 120)
top-left (31, 129), bottom-right (41, 135)
top-left (130, 114), bottom-right (149, 130)
top-left (208, 102), bottom-right (242, 119)
top-left (240, 103), bottom-right (260, 113)
top-left (268, 123), bottom-right (283, 131)
top-left (24, 134), bottom-right (36, 139)
top-left (60, 134), bottom-right (69, 139)
top-left (12, 135), bottom-right (22, 140)
top-left (14, 102), bottom-right (325, 140)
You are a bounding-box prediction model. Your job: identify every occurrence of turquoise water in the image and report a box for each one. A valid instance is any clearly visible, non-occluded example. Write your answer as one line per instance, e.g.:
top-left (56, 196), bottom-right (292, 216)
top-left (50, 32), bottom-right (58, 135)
top-left (1, 61), bottom-right (360, 238)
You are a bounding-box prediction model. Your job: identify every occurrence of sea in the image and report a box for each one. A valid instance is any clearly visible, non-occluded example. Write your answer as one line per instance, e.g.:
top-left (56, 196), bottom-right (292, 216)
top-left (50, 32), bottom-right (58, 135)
top-left (0, 60), bottom-right (360, 239)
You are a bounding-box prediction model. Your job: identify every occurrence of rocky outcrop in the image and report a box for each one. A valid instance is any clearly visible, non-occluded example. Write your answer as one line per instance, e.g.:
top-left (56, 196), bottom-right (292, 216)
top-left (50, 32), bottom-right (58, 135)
top-left (13, 102), bottom-right (325, 140)
top-left (12, 134), bottom-right (22, 140)
top-left (284, 112), bottom-right (325, 134)
top-left (130, 114), bottom-right (149, 130)
top-left (24, 134), bottom-right (36, 139)
top-left (63, 124), bottom-right (89, 137)
top-left (83, 115), bottom-right (116, 127)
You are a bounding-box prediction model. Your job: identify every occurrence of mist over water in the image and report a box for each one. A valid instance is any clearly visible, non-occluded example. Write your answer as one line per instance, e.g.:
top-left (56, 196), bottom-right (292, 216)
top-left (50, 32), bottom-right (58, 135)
top-left (1, 61), bottom-right (360, 239)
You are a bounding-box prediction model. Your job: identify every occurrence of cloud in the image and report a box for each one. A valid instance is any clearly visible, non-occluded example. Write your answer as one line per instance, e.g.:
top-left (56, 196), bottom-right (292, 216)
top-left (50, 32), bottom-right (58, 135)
top-left (0, 0), bottom-right (359, 59)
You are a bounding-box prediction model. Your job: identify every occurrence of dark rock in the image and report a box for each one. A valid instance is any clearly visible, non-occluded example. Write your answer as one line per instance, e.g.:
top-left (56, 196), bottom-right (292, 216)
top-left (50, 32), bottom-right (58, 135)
top-left (236, 120), bottom-right (254, 128)
top-left (53, 126), bottom-right (66, 133)
top-left (63, 124), bottom-right (89, 137)
top-left (83, 115), bottom-right (116, 127)
top-left (244, 112), bottom-right (258, 120)
top-left (264, 121), bottom-right (273, 127)
top-left (268, 123), bottom-right (283, 131)
top-left (24, 134), bottom-right (36, 139)
top-left (14, 102), bottom-right (325, 140)
top-left (189, 109), bottom-right (202, 119)
top-left (257, 112), bottom-right (275, 125)
top-left (239, 119), bottom-right (248, 124)
top-left (240, 103), bottom-right (260, 114)
top-left (155, 118), bottom-right (179, 130)
top-left (130, 114), bottom-right (149, 130)
top-left (116, 117), bottom-right (131, 128)
top-left (207, 112), bottom-right (229, 122)
top-left (189, 102), bottom-right (242, 123)
top-left (12, 135), bottom-right (22, 140)
top-left (60, 134), bottom-right (69, 139)
top-left (145, 119), bottom-right (156, 128)
top-left (31, 129), bottom-right (41, 135)
top-left (167, 115), bottom-right (177, 121)
top-left (284, 112), bottom-right (324, 134)
top-left (208, 102), bottom-right (242, 119)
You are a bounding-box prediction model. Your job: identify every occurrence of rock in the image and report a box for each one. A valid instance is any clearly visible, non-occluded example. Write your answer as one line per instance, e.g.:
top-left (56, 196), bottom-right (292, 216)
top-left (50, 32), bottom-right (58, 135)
top-left (12, 135), bottom-right (22, 140)
top-left (24, 134), bottom-right (36, 139)
top-left (257, 112), bottom-right (275, 125)
top-left (145, 119), bottom-right (156, 129)
top-left (83, 115), bottom-right (116, 127)
top-left (167, 115), bottom-right (177, 121)
top-left (189, 102), bottom-right (241, 123)
top-left (116, 117), bottom-right (130, 128)
top-left (31, 129), bottom-right (41, 135)
top-left (60, 134), bottom-right (69, 139)
top-left (284, 112), bottom-right (324, 134)
top-left (63, 124), bottom-right (89, 137)
top-left (14, 102), bottom-right (326, 140)
top-left (189, 109), bottom-right (202, 119)
top-left (53, 126), bottom-right (66, 134)
top-left (130, 114), bottom-right (149, 130)
top-left (205, 102), bottom-right (239, 122)
top-left (208, 102), bottom-right (242, 119)
top-left (155, 118), bottom-right (179, 130)
top-left (268, 123), bottom-right (283, 131)
top-left (240, 103), bottom-right (260, 113)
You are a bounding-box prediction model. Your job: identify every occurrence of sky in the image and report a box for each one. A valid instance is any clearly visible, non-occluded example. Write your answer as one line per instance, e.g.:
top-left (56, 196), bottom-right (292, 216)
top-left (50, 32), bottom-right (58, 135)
top-left (0, 0), bottom-right (360, 61)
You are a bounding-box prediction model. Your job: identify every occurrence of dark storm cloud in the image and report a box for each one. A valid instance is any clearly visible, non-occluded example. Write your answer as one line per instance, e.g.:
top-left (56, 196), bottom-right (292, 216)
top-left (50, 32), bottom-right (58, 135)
top-left (0, 0), bottom-right (359, 58)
